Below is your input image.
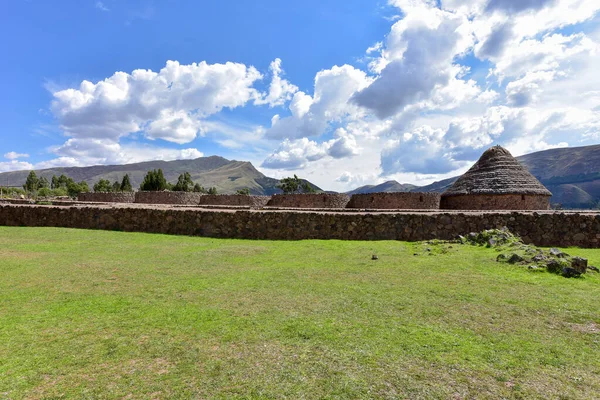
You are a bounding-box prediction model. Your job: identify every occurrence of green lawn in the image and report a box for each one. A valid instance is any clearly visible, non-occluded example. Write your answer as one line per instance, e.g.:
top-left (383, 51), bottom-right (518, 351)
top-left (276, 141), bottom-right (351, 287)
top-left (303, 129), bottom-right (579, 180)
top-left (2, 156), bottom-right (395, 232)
top-left (0, 227), bottom-right (599, 399)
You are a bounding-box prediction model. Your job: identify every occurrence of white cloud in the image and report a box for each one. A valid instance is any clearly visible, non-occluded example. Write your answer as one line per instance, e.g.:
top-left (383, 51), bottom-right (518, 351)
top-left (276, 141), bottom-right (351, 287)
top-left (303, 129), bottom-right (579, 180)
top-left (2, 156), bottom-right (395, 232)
top-left (4, 152), bottom-right (29, 160)
top-left (254, 59), bottom-right (298, 107)
top-left (261, 130), bottom-right (360, 169)
top-left (95, 1), bottom-right (110, 12)
top-left (52, 60), bottom-right (262, 144)
top-left (265, 65), bottom-right (372, 140)
top-left (0, 160), bottom-right (34, 173)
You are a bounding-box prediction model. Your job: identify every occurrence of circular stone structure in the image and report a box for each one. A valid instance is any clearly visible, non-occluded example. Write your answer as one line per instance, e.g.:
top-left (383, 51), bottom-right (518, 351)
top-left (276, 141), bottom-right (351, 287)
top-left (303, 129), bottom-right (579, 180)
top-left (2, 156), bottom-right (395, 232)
top-left (266, 193), bottom-right (350, 209)
top-left (441, 146), bottom-right (552, 210)
top-left (346, 192), bottom-right (440, 209)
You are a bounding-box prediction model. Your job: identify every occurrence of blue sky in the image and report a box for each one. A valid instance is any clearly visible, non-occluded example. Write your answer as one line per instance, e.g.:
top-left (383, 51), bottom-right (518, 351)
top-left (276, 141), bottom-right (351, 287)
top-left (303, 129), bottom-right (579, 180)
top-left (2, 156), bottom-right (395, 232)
top-left (1, 0), bottom-right (599, 191)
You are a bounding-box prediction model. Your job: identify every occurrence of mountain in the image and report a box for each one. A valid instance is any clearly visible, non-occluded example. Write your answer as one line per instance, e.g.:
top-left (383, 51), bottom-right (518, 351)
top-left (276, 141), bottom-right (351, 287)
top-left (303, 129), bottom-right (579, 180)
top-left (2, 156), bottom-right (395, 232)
top-left (0, 156), bottom-right (322, 195)
top-left (346, 180), bottom-right (418, 195)
top-left (350, 144), bottom-right (600, 209)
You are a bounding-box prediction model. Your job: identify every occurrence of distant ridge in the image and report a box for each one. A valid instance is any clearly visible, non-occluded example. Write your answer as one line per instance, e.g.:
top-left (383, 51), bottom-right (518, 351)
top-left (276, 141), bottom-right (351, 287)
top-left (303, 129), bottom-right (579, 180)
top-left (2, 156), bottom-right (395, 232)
top-left (0, 156), bottom-right (322, 195)
top-left (350, 144), bottom-right (600, 209)
top-left (346, 180), bottom-right (417, 195)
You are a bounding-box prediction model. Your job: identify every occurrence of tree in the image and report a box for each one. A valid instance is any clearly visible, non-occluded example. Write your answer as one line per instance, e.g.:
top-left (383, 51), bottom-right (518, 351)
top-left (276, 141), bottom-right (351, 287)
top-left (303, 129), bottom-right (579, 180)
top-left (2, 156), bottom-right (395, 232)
top-left (38, 187), bottom-right (52, 197)
top-left (193, 183), bottom-right (207, 193)
top-left (172, 172), bottom-right (194, 192)
top-left (93, 179), bottom-right (113, 192)
top-left (140, 169), bottom-right (168, 191)
top-left (51, 175), bottom-right (60, 190)
top-left (120, 174), bottom-right (133, 192)
top-left (38, 176), bottom-right (50, 189)
top-left (277, 175), bottom-right (316, 194)
top-left (112, 181), bottom-right (121, 192)
top-left (301, 182), bottom-right (316, 193)
top-left (207, 187), bottom-right (218, 195)
top-left (67, 181), bottom-right (89, 198)
top-left (23, 171), bottom-right (39, 192)
top-left (236, 188), bottom-right (250, 195)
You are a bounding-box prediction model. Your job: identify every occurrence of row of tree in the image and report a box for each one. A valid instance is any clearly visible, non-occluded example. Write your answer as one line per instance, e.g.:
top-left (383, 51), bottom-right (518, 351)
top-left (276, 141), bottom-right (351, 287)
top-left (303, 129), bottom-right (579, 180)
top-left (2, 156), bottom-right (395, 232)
top-left (93, 175), bottom-right (133, 193)
top-left (18, 169), bottom-right (315, 198)
top-left (138, 169), bottom-right (218, 194)
top-left (23, 171), bottom-right (89, 197)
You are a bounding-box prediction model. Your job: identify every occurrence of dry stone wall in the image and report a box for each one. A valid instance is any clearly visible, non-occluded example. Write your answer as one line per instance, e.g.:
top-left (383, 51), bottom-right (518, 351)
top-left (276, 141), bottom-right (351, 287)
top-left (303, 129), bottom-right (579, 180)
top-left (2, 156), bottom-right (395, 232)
top-left (347, 192), bottom-right (440, 210)
top-left (134, 191), bottom-right (203, 205)
top-left (1, 204), bottom-right (599, 247)
top-left (266, 194), bottom-right (350, 209)
top-left (77, 192), bottom-right (136, 203)
top-left (198, 195), bottom-right (270, 208)
top-left (441, 194), bottom-right (551, 211)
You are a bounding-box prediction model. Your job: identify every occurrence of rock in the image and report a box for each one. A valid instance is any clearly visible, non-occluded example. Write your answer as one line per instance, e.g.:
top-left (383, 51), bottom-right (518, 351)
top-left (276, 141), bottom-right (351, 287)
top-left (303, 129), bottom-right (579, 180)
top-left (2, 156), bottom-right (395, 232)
top-left (532, 254), bottom-right (547, 262)
top-left (549, 248), bottom-right (569, 258)
top-left (562, 267), bottom-right (582, 278)
top-left (507, 254), bottom-right (524, 264)
top-left (488, 238), bottom-right (497, 247)
top-left (497, 254), bottom-right (508, 262)
top-left (372, 254), bottom-right (379, 260)
top-left (546, 259), bottom-right (568, 274)
top-left (528, 265), bottom-right (541, 271)
top-left (588, 265), bottom-right (599, 273)
top-left (426, 247), bottom-right (432, 252)
top-left (570, 257), bottom-right (587, 274)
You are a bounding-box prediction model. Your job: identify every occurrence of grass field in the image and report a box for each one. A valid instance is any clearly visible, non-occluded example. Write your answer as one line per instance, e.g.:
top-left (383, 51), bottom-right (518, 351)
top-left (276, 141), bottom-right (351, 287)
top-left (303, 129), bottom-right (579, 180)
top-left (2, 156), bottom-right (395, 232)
top-left (1, 227), bottom-right (599, 399)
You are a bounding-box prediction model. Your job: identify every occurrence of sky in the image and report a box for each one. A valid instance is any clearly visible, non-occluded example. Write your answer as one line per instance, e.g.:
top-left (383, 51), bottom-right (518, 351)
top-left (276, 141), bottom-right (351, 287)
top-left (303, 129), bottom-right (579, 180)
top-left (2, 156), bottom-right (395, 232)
top-left (1, 0), bottom-right (599, 191)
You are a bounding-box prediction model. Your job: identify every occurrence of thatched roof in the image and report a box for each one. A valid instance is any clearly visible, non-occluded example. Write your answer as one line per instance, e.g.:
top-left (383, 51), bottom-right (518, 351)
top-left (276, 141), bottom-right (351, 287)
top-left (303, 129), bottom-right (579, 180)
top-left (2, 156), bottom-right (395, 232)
top-left (442, 146), bottom-right (552, 197)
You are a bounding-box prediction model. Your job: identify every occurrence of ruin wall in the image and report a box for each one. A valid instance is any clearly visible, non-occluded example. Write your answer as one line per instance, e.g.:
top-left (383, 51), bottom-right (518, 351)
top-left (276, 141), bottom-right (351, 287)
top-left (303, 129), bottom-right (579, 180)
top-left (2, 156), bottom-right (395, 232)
top-left (266, 194), bottom-right (350, 209)
top-left (134, 191), bottom-right (203, 205)
top-left (347, 192), bottom-right (440, 209)
top-left (1, 204), bottom-right (599, 248)
top-left (197, 195), bottom-right (271, 208)
top-left (77, 192), bottom-right (136, 203)
top-left (441, 194), bottom-right (551, 211)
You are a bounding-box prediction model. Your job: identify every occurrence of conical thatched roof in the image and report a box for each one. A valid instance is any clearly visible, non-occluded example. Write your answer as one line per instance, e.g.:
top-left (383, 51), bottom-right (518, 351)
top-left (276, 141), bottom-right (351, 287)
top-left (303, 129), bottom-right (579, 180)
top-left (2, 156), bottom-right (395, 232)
top-left (443, 146), bottom-right (552, 197)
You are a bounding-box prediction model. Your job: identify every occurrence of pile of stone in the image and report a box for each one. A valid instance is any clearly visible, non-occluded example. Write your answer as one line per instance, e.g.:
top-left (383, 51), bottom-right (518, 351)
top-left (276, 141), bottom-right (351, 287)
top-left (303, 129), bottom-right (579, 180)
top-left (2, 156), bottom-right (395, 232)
top-left (460, 227), bottom-right (599, 278)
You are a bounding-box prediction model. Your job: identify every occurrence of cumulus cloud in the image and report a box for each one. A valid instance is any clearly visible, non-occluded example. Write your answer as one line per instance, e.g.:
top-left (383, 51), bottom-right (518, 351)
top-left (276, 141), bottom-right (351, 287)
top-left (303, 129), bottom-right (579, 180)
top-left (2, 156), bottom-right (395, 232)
top-left (4, 152), bottom-right (29, 160)
top-left (265, 65), bottom-right (371, 140)
top-left (52, 60), bottom-right (263, 144)
top-left (261, 129), bottom-right (360, 169)
top-left (0, 160), bottom-right (34, 173)
top-left (48, 137), bottom-right (203, 167)
top-left (254, 59), bottom-right (298, 107)
top-left (352, 6), bottom-right (473, 119)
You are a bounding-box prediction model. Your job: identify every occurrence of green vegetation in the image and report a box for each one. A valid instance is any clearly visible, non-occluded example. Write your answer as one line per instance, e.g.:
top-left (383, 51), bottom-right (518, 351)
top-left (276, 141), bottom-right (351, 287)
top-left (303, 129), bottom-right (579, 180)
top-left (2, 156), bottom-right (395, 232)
top-left (236, 187), bottom-right (251, 195)
top-left (120, 174), bottom-right (133, 192)
top-left (277, 174), bottom-right (316, 194)
top-left (140, 169), bottom-right (169, 191)
top-left (0, 227), bottom-right (599, 398)
top-left (92, 174), bottom-right (134, 193)
top-left (19, 171), bottom-right (88, 198)
top-left (172, 172), bottom-right (194, 192)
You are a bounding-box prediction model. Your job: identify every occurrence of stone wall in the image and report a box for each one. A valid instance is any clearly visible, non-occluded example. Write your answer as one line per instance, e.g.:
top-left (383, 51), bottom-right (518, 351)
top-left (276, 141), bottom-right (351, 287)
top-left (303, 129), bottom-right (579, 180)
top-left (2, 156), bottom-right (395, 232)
top-left (441, 194), bottom-right (551, 211)
top-left (198, 195), bottom-right (270, 208)
top-left (1, 204), bottom-right (599, 247)
top-left (134, 191), bottom-right (203, 205)
top-left (347, 192), bottom-right (441, 210)
top-left (266, 194), bottom-right (350, 209)
top-left (78, 192), bottom-right (136, 203)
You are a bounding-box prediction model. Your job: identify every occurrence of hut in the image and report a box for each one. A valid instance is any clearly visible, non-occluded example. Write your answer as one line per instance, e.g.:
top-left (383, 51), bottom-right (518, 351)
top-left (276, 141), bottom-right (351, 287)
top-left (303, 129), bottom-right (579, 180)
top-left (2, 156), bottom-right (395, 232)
top-left (440, 145), bottom-right (552, 210)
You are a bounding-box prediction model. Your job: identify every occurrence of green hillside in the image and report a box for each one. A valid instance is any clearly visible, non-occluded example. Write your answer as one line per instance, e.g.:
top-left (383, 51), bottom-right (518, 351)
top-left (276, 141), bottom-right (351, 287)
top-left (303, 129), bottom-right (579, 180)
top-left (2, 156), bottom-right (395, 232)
top-left (0, 156), bottom-right (321, 195)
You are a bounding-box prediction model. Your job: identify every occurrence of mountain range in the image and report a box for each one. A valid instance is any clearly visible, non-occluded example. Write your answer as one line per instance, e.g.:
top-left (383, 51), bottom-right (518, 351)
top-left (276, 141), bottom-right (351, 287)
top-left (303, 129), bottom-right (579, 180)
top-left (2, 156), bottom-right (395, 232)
top-left (1, 144), bottom-right (600, 207)
top-left (0, 156), bottom-right (322, 195)
top-left (350, 144), bottom-right (600, 208)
